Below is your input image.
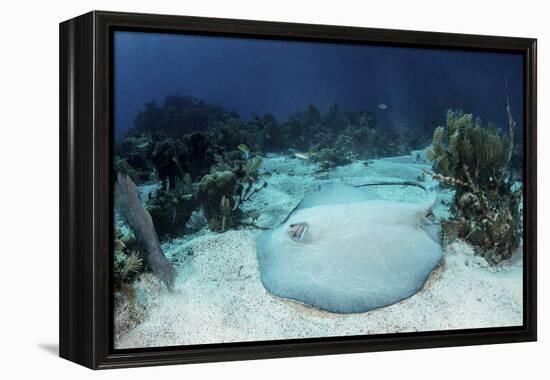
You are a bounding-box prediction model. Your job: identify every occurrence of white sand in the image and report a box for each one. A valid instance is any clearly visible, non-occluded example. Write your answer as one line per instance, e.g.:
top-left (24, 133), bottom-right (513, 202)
top-left (115, 153), bottom-right (523, 349)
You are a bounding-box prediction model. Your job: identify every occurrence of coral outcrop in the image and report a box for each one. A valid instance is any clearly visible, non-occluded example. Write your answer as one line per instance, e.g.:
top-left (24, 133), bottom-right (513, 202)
top-left (197, 170), bottom-right (238, 231)
top-left (427, 110), bottom-right (521, 264)
top-left (115, 95), bottom-right (437, 239)
top-left (196, 151), bottom-right (268, 232)
top-left (146, 174), bottom-right (195, 238)
top-left (120, 96), bottom-right (433, 177)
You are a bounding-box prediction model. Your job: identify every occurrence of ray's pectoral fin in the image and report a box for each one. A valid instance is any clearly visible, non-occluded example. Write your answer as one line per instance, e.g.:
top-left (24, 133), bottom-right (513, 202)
top-left (423, 222), bottom-right (442, 244)
top-left (419, 194), bottom-right (442, 243)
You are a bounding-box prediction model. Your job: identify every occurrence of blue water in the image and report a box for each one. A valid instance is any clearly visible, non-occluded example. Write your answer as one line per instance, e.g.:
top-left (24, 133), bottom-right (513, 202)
top-left (114, 30), bottom-right (523, 140)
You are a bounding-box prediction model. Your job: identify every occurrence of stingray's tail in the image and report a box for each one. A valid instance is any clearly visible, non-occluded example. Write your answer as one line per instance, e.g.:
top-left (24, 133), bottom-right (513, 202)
top-left (354, 181), bottom-right (441, 243)
top-left (353, 180), bottom-right (437, 211)
top-left (353, 180), bottom-right (427, 192)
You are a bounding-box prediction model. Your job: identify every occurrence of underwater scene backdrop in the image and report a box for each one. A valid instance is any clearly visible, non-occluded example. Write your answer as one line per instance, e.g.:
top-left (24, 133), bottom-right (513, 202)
top-left (113, 31), bottom-right (524, 348)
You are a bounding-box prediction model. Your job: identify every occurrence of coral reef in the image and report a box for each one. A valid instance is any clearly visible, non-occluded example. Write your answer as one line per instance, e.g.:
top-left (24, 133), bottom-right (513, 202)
top-left (113, 225), bottom-right (148, 339)
top-left (146, 174), bottom-right (195, 238)
top-left (197, 151), bottom-right (268, 232)
top-left (116, 135), bottom-right (156, 182)
top-left (180, 132), bottom-right (221, 180)
top-left (133, 95), bottom-right (237, 136)
top-left (115, 94), bottom-right (437, 239)
top-left (119, 95), bottom-right (434, 186)
top-left (150, 132), bottom-right (221, 186)
top-left (197, 170), bottom-right (238, 231)
top-left (150, 137), bottom-right (186, 185)
top-left (114, 225), bottom-right (141, 287)
top-left (309, 143), bottom-right (354, 170)
top-left (427, 110), bottom-right (521, 264)
top-left (117, 131), bottom-right (218, 190)
top-left (232, 157), bottom-right (269, 213)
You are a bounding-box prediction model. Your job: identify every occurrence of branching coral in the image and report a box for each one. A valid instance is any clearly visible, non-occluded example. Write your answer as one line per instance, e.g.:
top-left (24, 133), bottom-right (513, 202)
top-left (197, 148), bottom-right (268, 232)
top-left (427, 110), bottom-right (514, 188)
top-left (149, 132), bottom-right (221, 186)
top-left (197, 170), bottom-right (238, 230)
top-left (146, 174), bottom-right (195, 238)
top-left (114, 226), bottom-right (141, 285)
top-left (309, 134), bottom-right (356, 170)
top-left (113, 225), bottom-right (144, 322)
top-left (427, 109), bottom-right (521, 264)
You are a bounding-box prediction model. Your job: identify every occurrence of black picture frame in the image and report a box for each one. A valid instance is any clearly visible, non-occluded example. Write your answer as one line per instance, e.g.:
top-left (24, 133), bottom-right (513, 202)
top-left (59, 10), bottom-right (537, 369)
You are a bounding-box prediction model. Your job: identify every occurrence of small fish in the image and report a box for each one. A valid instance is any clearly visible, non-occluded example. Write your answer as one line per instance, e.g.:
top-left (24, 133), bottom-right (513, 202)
top-left (136, 141), bottom-right (151, 149)
top-left (294, 152), bottom-right (309, 160)
top-left (378, 103), bottom-right (388, 110)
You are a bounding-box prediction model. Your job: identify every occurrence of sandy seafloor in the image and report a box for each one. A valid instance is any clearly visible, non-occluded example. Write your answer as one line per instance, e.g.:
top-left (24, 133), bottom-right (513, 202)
top-left (115, 150), bottom-right (523, 349)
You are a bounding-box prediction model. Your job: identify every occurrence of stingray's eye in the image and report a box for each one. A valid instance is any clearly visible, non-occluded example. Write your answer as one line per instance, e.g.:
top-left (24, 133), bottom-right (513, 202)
top-left (288, 223), bottom-right (308, 241)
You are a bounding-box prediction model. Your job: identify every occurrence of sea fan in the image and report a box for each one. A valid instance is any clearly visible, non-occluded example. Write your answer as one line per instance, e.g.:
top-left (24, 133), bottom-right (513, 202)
top-left (121, 252), bottom-right (143, 278)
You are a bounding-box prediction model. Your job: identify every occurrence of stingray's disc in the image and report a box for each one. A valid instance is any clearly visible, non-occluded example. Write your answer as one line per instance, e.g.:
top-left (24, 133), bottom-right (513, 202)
top-left (256, 185), bottom-right (442, 314)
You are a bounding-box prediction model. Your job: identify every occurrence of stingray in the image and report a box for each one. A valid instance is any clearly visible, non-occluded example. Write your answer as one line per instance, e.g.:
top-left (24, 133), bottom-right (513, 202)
top-left (256, 183), bottom-right (442, 313)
